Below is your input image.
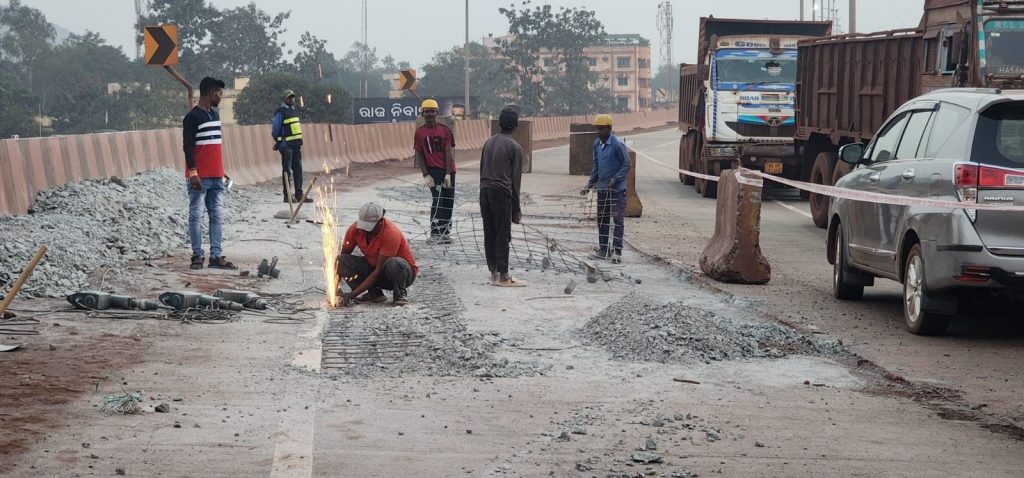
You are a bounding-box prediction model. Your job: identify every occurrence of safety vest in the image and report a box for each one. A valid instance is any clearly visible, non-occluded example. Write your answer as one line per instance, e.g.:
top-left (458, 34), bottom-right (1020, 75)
top-left (276, 106), bottom-right (303, 144)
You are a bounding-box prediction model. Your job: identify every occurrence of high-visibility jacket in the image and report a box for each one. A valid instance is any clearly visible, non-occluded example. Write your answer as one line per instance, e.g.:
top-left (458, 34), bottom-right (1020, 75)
top-left (273, 105), bottom-right (303, 146)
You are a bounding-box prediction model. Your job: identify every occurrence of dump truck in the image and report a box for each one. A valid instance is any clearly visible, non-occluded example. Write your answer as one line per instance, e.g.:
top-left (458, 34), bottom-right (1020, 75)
top-left (797, 0), bottom-right (1024, 227)
top-left (678, 17), bottom-right (833, 198)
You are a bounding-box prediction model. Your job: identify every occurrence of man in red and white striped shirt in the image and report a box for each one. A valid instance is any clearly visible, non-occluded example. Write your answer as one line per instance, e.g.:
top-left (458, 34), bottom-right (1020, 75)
top-left (182, 77), bottom-right (236, 270)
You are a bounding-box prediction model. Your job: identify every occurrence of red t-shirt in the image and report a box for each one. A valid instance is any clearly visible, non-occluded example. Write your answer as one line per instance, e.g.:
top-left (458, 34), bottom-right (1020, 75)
top-left (413, 123), bottom-right (456, 172)
top-left (342, 219), bottom-right (419, 276)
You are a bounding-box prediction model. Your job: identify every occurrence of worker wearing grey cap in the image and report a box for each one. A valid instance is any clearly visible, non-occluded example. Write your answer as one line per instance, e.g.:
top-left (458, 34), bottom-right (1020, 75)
top-left (336, 202), bottom-right (418, 306)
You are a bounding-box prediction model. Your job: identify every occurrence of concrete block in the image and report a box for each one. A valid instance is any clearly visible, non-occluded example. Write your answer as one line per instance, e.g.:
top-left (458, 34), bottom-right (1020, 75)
top-left (699, 170), bottom-right (770, 284)
top-left (625, 149), bottom-right (642, 218)
top-left (569, 123), bottom-right (597, 175)
top-left (491, 120), bottom-right (532, 173)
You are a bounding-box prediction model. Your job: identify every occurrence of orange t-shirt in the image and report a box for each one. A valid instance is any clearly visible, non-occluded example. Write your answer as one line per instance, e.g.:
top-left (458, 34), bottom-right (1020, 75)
top-left (342, 219), bottom-right (419, 276)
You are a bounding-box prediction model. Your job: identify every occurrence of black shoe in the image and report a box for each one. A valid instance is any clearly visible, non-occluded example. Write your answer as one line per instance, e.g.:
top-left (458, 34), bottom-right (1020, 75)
top-left (190, 255), bottom-right (204, 270)
top-left (283, 195), bottom-right (291, 203)
top-left (392, 290), bottom-right (409, 306)
top-left (295, 196), bottom-right (313, 204)
top-left (355, 288), bottom-right (387, 304)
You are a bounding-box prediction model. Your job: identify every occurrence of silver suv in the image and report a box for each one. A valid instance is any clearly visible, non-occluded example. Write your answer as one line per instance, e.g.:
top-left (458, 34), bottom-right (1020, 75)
top-left (827, 88), bottom-right (1024, 335)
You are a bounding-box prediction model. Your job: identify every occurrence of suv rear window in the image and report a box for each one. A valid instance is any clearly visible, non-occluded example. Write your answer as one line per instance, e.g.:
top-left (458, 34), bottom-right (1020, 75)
top-left (973, 103), bottom-right (1024, 168)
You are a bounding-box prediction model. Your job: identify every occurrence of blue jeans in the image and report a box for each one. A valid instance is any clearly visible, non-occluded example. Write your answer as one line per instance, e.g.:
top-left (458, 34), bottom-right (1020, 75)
top-left (596, 190), bottom-right (625, 254)
top-left (187, 178), bottom-right (226, 258)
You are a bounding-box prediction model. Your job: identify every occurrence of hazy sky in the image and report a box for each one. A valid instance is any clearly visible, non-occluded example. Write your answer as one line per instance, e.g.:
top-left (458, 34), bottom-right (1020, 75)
top-left (23, 0), bottom-right (925, 68)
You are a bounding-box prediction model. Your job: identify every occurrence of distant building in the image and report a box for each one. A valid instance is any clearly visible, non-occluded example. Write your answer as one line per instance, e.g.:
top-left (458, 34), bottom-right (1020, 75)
top-left (217, 76), bottom-right (249, 126)
top-left (486, 33), bottom-right (654, 112)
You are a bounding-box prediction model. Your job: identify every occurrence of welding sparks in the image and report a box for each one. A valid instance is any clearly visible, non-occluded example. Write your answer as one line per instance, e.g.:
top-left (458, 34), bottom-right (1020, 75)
top-left (316, 162), bottom-right (341, 308)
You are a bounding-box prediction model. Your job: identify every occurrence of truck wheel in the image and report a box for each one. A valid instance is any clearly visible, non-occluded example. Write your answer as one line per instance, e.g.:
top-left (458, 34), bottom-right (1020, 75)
top-left (833, 228), bottom-right (865, 300)
top-left (696, 160), bottom-right (718, 199)
top-left (832, 160), bottom-right (853, 185)
top-left (809, 151), bottom-right (835, 229)
top-left (679, 134), bottom-right (695, 185)
top-left (903, 244), bottom-right (951, 335)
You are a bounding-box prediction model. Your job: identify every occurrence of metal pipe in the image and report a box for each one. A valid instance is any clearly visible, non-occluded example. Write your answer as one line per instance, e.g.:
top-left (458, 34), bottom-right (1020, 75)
top-left (163, 65), bottom-right (194, 108)
top-left (849, 0), bottom-right (856, 34)
top-left (464, 0), bottom-right (470, 116)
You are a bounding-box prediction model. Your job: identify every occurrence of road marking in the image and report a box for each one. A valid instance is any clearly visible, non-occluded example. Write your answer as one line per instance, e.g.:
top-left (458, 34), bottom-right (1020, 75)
top-left (269, 309), bottom-right (329, 478)
top-left (772, 200), bottom-right (813, 219)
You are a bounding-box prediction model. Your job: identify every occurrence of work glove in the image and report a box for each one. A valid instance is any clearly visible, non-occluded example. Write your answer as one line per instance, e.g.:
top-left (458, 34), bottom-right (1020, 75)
top-left (579, 184), bottom-right (592, 196)
top-left (606, 180), bottom-right (617, 191)
top-left (442, 176), bottom-right (452, 189)
top-left (189, 175), bottom-right (202, 191)
top-left (422, 174), bottom-right (435, 188)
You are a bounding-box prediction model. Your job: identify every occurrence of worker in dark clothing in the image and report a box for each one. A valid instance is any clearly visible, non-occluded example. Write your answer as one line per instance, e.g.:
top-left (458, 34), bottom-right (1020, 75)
top-left (272, 89), bottom-right (310, 203)
top-left (182, 76), bottom-right (236, 270)
top-left (414, 99), bottom-right (456, 243)
top-left (580, 114), bottom-right (631, 264)
top-left (479, 107), bottom-right (526, 287)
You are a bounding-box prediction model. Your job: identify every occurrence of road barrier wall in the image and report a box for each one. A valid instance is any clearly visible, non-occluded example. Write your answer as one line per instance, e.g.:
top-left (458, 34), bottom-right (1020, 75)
top-left (0, 109), bottom-right (677, 215)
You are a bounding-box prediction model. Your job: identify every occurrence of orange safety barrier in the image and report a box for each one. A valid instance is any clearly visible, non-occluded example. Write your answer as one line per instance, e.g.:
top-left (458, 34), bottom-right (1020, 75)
top-left (0, 109), bottom-right (676, 215)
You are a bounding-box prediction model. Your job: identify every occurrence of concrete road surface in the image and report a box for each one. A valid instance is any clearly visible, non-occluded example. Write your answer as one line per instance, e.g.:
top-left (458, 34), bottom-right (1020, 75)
top-left (2, 127), bottom-right (1021, 477)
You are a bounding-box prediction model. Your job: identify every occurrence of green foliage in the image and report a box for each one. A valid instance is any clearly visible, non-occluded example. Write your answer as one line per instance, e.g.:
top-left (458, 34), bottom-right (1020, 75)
top-left (234, 73), bottom-right (352, 126)
top-left (0, 0), bottom-right (55, 90)
top-left (0, 70), bottom-right (39, 138)
top-left (494, 1), bottom-right (612, 115)
top-left (419, 42), bottom-right (514, 117)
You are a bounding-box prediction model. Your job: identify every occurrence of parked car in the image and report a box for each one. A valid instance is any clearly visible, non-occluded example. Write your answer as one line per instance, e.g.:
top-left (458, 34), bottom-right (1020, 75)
top-left (826, 88), bottom-right (1024, 335)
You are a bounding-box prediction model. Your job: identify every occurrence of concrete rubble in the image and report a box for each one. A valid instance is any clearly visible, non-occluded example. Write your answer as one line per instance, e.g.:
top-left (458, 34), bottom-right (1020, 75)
top-left (579, 292), bottom-right (846, 364)
top-left (0, 168), bottom-right (254, 299)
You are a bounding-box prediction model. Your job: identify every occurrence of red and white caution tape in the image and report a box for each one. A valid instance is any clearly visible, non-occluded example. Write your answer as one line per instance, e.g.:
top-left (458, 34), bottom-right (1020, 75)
top-left (632, 147), bottom-right (1024, 212)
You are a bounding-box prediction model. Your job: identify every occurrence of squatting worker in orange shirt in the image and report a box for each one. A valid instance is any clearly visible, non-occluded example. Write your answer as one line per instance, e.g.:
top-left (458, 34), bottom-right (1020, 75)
top-left (336, 202), bottom-right (419, 306)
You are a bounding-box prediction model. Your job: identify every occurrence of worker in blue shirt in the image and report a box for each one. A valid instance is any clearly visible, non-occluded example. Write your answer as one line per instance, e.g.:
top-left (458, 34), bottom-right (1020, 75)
top-left (272, 89), bottom-right (310, 203)
top-left (580, 114), bottom-right (631, 264)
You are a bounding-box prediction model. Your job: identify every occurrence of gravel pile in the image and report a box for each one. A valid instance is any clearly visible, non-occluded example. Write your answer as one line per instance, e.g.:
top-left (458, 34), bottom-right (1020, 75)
top-left (580, 293), bottom-right (845, 364)
top-left (0, 169), bottom-right (254, 299)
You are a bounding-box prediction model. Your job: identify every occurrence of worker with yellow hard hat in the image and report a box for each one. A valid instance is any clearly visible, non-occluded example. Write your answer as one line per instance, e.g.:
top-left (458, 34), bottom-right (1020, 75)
top-left (580, 113), bottom-right (631, 264)
top-left (413, 98), bottom-right (457, 243)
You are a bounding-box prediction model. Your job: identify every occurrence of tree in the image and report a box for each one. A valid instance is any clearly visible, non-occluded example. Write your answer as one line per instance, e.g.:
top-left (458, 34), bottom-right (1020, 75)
top-left (201, 3), bottom-right (290, 78)
top-left (419, 42), bottom-right (514, 116)
top-left (338, 42), bottom-right (390, 98)
top-left (0, 0), bottom-right (56, 90)
top-left (235, 73), bottom-right (353, 126)
top-left (139, 0), bottom-right (220, 79)
top-left (0, 70), bottom-right (40, 138)
top-left (292, 32), bottom-right (336, 83)
top-left (494, 1), bottom-right (612, 115)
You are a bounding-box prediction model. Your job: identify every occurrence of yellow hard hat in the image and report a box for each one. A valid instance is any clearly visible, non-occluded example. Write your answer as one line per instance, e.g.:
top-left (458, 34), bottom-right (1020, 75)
top-left (593, 114), bottom-right (613, 126)
top-left (421, 99), bottom-right (439, 110)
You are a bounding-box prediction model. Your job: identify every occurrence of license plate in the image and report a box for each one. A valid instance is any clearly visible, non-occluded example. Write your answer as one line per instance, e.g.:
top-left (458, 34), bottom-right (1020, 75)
top-left (764, 162), bottom-right (784, 174)
top-left (1007, 175), bottom-right (1024, 186)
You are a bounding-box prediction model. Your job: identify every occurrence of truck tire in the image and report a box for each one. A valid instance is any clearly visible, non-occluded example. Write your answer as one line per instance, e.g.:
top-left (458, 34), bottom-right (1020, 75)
top-left (679, 133), bottom-right (695, 185)
top-left (832, 160), bottom-right (853, 186)
top-left (902, 244), bottom-right (951, 335)
top-left (697, 160), bottom-right (718, 199)
top-left (833, 228), bottom-right (865, 300)
top-left (809, 151), bottom-right (835, 229)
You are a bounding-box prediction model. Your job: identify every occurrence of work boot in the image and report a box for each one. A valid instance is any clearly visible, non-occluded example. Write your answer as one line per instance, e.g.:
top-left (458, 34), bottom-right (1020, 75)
top-left (190, 255), bottom-right (204, 270)
top-left (588, 248), bottom-right (610, 260)
top-left (355, 288), bottom-right (387, 304)
top-left (611, 252), bottom-right (622, 264)
top-left (392, 289), bottom-right (409, 306)
top-left (294, 195), bottom-right (313, 204)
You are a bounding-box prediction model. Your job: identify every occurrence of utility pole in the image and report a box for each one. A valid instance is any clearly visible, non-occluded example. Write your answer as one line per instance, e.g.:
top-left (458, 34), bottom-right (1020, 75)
top-left (849, 0), bottom-right (856, 33)
top-left (361, 0), bottom-right (368, 97)
top-left (464, 0), bottom-right (470, 116)
top-left (800, 0), bottom-right (805, 21)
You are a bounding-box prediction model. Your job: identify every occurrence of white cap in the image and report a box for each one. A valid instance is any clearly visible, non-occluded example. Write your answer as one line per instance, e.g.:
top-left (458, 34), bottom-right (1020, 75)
top-left (356, 202), bottom-right (384, 231)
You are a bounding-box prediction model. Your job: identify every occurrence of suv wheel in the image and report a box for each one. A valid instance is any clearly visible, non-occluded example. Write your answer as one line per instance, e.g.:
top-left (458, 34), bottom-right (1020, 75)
top-left (903, 244), bottom-right (950, 335)
top-left (833, 228), bottom-right (864, 300)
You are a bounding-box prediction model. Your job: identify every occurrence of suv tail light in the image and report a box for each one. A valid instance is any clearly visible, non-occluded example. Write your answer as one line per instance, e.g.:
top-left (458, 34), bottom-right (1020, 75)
top-left (954, 164), bottom-right (979, 222)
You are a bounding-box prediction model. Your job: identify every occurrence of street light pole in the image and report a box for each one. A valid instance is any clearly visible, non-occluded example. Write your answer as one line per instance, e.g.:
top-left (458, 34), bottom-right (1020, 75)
top-left (464, 0), bottom-right (470, 117)
top-left (800, 0), bottom-right (804, 21)
top-left (849, 0), bottom-right (856, 33)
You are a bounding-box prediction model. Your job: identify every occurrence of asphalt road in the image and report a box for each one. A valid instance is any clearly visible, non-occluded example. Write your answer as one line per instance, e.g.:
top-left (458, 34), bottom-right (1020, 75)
top-left (595, 127), bottom-right (1024, 430)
